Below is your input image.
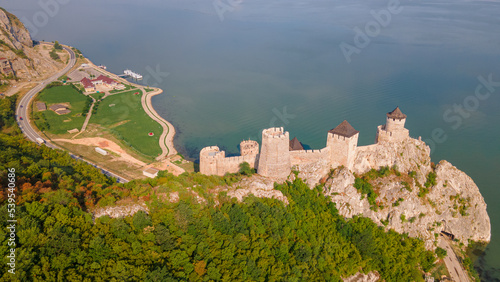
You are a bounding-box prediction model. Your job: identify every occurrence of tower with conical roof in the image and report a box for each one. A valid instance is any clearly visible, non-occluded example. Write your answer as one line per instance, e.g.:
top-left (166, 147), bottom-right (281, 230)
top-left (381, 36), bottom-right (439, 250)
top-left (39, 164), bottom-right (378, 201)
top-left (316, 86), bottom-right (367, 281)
top-left (326, 120), bottom-right (359, 169)
top-left (376, 106), bottom-right (410, 143)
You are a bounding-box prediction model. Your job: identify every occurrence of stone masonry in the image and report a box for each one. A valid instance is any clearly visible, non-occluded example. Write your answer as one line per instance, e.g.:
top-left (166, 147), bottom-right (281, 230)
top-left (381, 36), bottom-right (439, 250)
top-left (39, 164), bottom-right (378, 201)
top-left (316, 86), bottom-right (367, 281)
top-left (200, 107), bottom-right (411, 178)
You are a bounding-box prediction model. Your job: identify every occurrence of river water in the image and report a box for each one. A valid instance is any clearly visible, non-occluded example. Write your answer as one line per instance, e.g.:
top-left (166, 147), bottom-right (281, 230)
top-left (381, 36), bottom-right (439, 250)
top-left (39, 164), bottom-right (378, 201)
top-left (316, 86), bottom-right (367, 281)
top-left (4, 0), bottom-right (500, 279)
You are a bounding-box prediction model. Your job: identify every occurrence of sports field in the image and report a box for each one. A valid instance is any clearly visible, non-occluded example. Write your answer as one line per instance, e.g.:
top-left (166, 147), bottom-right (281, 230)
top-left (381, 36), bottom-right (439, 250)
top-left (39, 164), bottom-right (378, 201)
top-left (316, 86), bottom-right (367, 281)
top-left (35, 85), bottom-right (89, 134)
top-left (90, 90), bottom-right (162, 158)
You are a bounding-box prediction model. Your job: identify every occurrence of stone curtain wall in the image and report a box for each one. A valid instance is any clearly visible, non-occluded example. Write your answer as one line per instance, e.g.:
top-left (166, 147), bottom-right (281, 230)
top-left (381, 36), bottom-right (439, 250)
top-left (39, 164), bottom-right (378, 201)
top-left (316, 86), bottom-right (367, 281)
top-left (200, 110), bottom-right (416, 179)
top-left (290, 148), bottom-right (329, 166)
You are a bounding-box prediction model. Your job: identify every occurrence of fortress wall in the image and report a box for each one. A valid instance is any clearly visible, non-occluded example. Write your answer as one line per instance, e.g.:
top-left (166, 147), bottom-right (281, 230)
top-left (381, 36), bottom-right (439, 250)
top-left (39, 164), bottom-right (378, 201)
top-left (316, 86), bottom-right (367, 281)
top-left (215, 154), bottom-right (259, 176)
top-left (356, 144), bottom-right (379, 152)
top-left (376, 125), bottom-right (409, 143)
top-left (290, 147), bottom-right (329, 166)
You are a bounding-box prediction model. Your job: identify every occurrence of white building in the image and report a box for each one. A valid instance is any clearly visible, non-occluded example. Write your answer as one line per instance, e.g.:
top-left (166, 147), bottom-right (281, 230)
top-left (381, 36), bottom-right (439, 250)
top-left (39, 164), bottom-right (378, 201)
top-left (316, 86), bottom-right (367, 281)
top-left (143, 167), bottom-right (160, 178)
top-left (95, 147), bottom-right (108, 156)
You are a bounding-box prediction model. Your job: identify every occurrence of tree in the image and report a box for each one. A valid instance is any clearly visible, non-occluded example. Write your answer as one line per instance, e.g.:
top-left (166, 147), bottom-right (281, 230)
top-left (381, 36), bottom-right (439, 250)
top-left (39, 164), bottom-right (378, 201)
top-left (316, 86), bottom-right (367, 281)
top-left (238, 162), bottom-right (254, 176)
top-left (53, 41), bottom-right (62, 50)
top-left (435, 247), bottom-right (447, 259)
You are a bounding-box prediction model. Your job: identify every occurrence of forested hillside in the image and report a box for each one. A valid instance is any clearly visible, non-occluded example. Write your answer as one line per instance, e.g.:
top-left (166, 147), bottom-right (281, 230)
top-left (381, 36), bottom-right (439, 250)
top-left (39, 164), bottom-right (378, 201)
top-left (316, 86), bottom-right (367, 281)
top-left (0, 97), bottom-right (438, 281)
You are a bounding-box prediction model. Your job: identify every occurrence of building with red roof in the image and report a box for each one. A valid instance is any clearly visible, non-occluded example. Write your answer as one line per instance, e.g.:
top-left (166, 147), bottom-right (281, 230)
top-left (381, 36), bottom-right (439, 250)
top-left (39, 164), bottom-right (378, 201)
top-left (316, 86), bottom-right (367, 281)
top-left (80, 74), bottom-right (124, 93)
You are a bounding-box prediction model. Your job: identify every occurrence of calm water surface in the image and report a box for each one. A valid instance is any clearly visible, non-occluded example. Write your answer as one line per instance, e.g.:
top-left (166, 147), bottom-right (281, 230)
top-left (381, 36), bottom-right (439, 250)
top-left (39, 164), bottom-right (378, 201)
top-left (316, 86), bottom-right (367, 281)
top-left (4, 0), bottom-right (500, 279)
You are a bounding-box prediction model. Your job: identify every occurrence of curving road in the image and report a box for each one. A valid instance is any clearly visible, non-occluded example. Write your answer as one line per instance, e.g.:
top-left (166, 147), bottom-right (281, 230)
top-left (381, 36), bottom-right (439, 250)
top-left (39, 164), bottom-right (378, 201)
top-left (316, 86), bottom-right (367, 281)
top-left (15, 44), bottom-right (129, 183)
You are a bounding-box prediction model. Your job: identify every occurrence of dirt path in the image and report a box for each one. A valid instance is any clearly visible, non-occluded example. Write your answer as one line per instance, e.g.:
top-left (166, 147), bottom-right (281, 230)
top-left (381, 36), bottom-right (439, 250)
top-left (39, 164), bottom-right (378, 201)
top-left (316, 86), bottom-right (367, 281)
top-left (54, 137), bottom-right (146, 166)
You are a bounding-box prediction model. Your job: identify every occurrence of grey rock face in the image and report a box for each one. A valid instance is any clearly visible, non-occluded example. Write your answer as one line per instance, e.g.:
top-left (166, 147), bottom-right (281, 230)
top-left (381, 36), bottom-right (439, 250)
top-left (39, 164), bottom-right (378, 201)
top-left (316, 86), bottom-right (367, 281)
top-left (321, 139), bottom-right (491, 249)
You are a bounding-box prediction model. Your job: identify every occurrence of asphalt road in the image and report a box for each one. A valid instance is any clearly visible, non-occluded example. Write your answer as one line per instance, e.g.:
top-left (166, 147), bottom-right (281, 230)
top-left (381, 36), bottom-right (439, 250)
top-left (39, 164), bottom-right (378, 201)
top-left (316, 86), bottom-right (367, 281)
top-left (15, 44), bottom-right (129, 183)
top-left (439, 236), bottom-right (470, 282)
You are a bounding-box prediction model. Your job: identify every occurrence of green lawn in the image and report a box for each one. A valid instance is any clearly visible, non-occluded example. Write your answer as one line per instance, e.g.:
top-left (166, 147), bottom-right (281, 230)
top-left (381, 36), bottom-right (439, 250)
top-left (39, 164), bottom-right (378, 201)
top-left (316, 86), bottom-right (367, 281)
top-left (90, 90), bottom-right (162, 158)
top-left (36, 85), bottom-right (90, 134)
top-left (90, 92), bottom-right (105, 101)
top-left (109, 84), bottom-right (136, 93)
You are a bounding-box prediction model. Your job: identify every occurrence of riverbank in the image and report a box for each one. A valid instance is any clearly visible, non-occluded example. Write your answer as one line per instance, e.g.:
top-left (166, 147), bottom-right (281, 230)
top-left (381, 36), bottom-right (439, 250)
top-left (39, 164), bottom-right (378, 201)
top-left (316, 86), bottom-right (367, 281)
top-left (81, 60), bottom-right (178, 159)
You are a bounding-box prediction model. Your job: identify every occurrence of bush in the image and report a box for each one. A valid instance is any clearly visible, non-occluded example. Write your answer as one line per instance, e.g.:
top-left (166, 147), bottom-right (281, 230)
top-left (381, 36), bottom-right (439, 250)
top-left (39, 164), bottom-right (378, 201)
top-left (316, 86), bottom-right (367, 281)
top-left (54, 41), bottom-right (63, 50)
top-left (49, 48), bottom-right (59, 60)
top-left (353, 177), bottom-right (377, 210)
top-left (238, 162), bottom-right (255, 176)
top-left (435, 247), bottom-right (447, 259)
top-left (424, 172), bottom-right (437, 188)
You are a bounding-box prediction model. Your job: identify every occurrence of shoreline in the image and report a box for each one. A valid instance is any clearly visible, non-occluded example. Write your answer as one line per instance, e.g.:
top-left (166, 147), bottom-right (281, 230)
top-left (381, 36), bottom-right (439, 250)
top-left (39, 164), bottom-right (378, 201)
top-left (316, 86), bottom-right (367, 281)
top-left (82, 59), bottom-right (178, 159)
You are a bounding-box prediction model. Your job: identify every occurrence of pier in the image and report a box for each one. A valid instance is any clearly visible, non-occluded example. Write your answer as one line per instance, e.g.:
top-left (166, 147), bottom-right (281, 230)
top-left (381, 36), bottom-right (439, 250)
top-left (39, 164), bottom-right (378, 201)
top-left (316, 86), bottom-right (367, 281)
top-left (124, 69), bottom-right (143, 80)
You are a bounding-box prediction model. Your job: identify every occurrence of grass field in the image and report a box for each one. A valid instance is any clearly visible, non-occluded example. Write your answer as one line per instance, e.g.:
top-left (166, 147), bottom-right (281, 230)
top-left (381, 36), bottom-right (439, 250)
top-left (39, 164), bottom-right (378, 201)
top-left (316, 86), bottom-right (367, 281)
top-left (91, 92), bottom-right (105, 101)
top-left (89, 90), bottom-right (162, 158)
top-left (36, 85), bottom-right (90, 134)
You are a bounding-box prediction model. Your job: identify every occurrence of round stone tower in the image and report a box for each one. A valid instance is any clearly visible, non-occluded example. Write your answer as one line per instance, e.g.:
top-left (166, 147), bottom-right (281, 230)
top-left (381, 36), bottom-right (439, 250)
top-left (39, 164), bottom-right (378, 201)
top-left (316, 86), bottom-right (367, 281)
top-left (385, 106), bottom-right (407, 131)
top-left (199, 146), bottom-right (225, 176)
top-left (376, 107), bottom-right (410, 143)
top-left (257, 127), bottom-right (291, 179)
top-left (240, 140), bottom-right (259, 156)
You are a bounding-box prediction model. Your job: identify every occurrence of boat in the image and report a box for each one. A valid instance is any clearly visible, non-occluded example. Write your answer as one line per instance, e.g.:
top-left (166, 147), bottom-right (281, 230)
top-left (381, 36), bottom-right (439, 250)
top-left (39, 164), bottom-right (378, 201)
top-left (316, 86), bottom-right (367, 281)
top-left (124, 69), bottom-right (143, 80)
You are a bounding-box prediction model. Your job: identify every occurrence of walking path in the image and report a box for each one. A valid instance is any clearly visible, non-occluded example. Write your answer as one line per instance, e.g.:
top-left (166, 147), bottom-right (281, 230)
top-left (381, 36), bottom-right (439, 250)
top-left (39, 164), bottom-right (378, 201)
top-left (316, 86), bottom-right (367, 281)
top-left (439, 236), bottom-right (470, 282)
top-left (82, 61), bottom-right (178, 160)
top-left (141, 87), bottom-right (178, 160)
top-left (73, 97), bottom-right (96, 139)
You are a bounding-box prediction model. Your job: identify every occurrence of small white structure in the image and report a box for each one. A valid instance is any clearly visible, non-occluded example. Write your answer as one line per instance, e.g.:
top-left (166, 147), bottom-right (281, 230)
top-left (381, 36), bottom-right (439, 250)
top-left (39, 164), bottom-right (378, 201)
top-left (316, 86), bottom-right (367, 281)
top-left (95, 147), bottom-right (108, 156)
top-left (124, 69), bottom-right (143, 80)
top-left (143, 167), bottom-right (160, 178)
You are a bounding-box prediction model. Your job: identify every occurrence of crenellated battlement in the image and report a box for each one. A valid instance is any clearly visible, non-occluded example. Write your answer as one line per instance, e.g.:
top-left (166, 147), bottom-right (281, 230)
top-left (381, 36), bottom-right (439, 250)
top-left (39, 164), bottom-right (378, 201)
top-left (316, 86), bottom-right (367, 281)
top-left (262, 127), bottom-right (289, 140)
top-left (200, 107), bottom-right (410, 178)
top-left (240, 140), bottom-right (259, 156)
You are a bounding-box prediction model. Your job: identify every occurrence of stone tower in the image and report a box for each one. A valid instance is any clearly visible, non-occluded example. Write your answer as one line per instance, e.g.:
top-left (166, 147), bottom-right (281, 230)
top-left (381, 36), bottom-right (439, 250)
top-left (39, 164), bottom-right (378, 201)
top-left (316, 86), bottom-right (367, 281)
top-left (326, 120), bottom-right (359, 169)
top-left (376, 106), bottom-right (409, 143)
top-left (257, 127), bottom-right (291, 178)
top-left (199, 146), bottom-right (225, 175)
top-left (240, 140), bottom-right (259, 156)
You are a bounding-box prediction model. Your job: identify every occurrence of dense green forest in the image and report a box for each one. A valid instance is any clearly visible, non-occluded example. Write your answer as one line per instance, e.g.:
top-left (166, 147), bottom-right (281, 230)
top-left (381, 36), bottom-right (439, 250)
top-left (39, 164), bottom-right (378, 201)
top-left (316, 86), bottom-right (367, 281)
top-left (1, 95), bottom-right (438, 281)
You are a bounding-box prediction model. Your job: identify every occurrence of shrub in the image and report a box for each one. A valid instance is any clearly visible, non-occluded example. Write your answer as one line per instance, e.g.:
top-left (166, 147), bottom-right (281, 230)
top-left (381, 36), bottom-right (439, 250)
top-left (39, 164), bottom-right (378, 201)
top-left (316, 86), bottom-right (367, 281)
top-left (435, 247), bottom-right (447, 259)
top-left (424, 172), bottom-right (437, 188)
top-left (238, 162), bottom-right (255, 176)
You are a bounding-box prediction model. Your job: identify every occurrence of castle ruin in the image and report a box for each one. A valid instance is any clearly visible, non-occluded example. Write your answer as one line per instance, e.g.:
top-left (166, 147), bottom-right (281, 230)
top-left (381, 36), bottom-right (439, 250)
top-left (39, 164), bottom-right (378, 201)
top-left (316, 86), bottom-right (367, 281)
top-left (200, 107), bottom-right (410, 178)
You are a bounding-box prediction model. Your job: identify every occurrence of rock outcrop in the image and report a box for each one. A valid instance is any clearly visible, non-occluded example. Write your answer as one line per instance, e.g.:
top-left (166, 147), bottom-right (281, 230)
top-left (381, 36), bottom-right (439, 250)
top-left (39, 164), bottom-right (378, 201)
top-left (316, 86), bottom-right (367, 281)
top-left (226, 175), bottom-right (289, 204)
top-left (93, 204), bottom-right (149, 219)
top-left (320, 138), bottom-right (491, 249)
top-left (233, 137), bottom-right (490, 249)
top-left (0, 8), bottom-right (64, 81)
top-left (343, 271), bottom-right (380, 282)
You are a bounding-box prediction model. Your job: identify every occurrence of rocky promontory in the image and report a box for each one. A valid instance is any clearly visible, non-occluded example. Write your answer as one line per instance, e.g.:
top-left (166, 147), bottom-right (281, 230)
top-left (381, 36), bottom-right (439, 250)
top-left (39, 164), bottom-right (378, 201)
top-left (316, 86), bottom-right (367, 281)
top-left (235, 137), bottom-right (491, 249)
top-left (0, 7), bottom-right (65, 82)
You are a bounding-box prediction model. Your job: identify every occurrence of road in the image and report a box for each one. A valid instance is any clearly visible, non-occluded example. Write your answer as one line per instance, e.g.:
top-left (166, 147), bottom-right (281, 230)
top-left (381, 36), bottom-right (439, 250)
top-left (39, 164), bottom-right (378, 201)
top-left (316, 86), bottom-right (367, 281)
top-left (14, 44), bottom-right (129, 183)
top-left (439, 236), bottom-right (470, 282)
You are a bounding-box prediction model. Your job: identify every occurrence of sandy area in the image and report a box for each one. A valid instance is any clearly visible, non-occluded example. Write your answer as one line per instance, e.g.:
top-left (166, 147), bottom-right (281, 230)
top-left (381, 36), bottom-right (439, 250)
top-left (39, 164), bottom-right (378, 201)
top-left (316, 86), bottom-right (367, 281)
top-left (54, 137), bottom-right (146, 166)
top-left (54, 137), bottom-right (185, 176)
top-left (153, 159), bottom-right (185, 176)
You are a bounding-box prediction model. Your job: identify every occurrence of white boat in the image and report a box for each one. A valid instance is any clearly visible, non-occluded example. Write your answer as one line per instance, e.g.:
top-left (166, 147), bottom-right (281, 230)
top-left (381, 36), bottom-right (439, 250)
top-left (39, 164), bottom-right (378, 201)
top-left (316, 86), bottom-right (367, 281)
top-left (124, 69), bottom-right (143, 80)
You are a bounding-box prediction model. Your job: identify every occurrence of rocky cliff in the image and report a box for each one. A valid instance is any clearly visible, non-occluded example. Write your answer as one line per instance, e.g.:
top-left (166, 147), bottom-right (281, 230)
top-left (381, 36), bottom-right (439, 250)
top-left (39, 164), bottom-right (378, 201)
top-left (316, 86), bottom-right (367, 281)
top-left (318, 138), bottom-right (489, 249)
top-left (0, 7), bottom-right (64, 81)
top-left (234, 137), bottom-right (491, 249)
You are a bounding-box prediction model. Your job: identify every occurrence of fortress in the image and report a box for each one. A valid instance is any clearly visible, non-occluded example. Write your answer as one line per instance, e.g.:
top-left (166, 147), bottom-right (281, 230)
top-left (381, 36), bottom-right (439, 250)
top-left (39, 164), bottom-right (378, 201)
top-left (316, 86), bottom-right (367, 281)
top-left (200, 107), bottom-right (410, 178)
